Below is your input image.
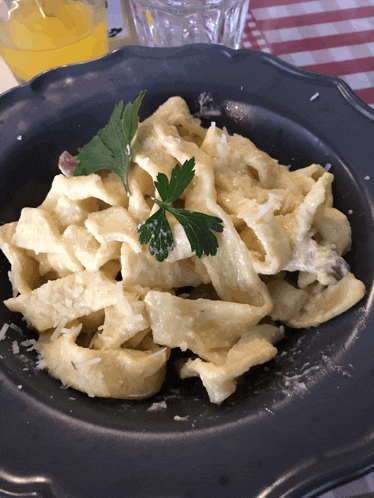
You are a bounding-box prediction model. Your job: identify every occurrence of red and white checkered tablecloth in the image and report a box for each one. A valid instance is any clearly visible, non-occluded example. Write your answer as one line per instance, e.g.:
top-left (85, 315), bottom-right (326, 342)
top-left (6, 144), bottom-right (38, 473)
top-left (242, 0), bottom-right (374, 109)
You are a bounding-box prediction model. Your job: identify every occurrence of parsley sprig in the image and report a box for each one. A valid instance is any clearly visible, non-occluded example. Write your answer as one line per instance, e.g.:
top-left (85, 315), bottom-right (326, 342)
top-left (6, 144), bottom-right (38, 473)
top-left (70, 92), bottom-right (223, 261)
top-left (73, 90), bottom-right (146, 194)
top-left (137, 158), bottom-right (224, 262)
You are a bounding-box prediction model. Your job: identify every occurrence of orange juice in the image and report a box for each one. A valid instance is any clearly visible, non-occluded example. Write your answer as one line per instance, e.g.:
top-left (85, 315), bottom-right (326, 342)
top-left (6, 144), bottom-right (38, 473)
top-left (0, 1), bottom-right (108, 81)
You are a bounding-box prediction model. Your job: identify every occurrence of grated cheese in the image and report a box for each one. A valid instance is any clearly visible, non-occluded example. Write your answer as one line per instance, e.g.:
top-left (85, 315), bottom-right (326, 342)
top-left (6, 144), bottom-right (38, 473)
top-left (0, 323), bottom-right (9, 341)
top-left (324, 163), bottom-right (331, 172)
top-left (20, 339), bottom-right (33, 347)
top-left (116, 282), bottom-right (132, 313)
top-left (74, 357), bottom-right (101, 369)
top-left (54, 302), bottom-right (68, 316)
top-left (62, 323), bottom-right (82, 338)
top-left (12, 341), bottom-right (20, 354)
top-left (174, 415), bottom-right (189, 421)
top-left (71, 286), bottom-right (84, 298)
top-left (9, 322), bottom-right (23, 334)
top-left (148, 347), bottom-right (167, 358)
top-left (253, 193), bottom-right (282, 222)
top-left (35, 358), bottom-right (47, 370)
top-left (50, 318), bottom-right (68, 341)
top-left (148, 401), bottom-right (167, 411)
top-left (29, 339), bottom-right (40, 351)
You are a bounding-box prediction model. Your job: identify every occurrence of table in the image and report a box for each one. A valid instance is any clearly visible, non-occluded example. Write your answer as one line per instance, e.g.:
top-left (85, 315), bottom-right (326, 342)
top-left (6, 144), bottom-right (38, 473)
top-left (2, 0), bottom-right (374, 109)
top-left (1, 0), bottom-right (374, 496)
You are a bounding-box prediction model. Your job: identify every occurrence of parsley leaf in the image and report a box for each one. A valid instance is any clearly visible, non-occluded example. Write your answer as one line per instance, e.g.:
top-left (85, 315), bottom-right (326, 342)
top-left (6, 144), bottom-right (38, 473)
top-left (122, 90), bottom-right (145, 145)
top-left (137, 208), bottom-right (175, 261)
top-left (166, 208), bottom-right (223, 258)
top-left (155, 157), bottom-right (195, 203)
top-left (73, 90), bottom-right (146, 194)
top-left (137, 157), bottom-right (224, 262)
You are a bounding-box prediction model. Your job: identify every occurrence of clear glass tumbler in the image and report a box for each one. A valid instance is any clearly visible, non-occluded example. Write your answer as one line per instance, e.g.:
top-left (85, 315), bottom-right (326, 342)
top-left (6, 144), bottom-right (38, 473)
top-left (0, 0), bottom-right (108, 82)
top-left (129, 0), bottom-right (250, 49)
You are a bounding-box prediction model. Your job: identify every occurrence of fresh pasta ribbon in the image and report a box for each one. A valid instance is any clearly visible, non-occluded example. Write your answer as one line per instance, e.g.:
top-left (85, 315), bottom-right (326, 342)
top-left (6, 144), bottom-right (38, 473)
top-left (0, 96), bottom-right (365, 404)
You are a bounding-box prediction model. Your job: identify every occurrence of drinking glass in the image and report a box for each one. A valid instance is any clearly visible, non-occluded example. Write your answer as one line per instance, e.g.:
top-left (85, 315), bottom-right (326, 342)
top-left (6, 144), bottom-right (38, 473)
top-left (129, 0), bottom-right (249, 49)
top-left (0, 0), bottom-right (108, 82)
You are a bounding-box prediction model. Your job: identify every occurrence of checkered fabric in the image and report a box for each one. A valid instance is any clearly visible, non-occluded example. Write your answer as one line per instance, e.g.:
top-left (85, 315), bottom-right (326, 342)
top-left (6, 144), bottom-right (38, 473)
top-left (242, 0), bottom-right (374, 108)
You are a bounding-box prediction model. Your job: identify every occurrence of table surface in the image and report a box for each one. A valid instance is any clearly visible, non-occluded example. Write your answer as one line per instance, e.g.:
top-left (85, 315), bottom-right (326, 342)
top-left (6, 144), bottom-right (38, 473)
top-left (1, 1), bottom-right (374, 497)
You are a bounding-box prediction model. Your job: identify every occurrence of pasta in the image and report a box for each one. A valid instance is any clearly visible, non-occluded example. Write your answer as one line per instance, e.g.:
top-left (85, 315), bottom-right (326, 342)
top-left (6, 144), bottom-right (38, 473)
top-left (0, 96), bottom-right (365, 404)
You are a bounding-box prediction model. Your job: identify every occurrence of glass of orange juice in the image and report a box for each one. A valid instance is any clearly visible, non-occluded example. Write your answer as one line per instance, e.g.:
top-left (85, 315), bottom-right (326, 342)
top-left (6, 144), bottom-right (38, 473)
top-left (0, 0), bottom-right (108, 82)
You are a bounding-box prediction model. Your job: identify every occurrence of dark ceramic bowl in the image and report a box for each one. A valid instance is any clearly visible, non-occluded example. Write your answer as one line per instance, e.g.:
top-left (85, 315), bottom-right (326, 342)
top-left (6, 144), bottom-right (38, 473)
top-left (0, 45), bottom-right (374, 498)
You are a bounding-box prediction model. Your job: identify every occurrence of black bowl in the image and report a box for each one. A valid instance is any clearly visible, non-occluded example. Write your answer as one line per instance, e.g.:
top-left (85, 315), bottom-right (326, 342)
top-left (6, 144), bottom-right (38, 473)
top-left (0, 45), bottom-right (374, 498)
